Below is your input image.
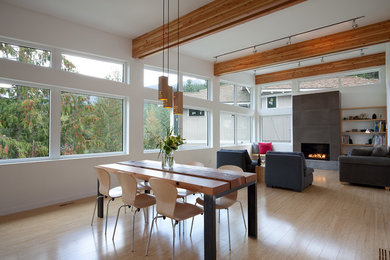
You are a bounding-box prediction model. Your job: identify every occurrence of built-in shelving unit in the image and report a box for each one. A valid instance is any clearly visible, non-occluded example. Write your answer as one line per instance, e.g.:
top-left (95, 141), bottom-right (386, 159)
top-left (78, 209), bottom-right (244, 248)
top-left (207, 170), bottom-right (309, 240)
top-left (340, 106), bottom-right (387, 155)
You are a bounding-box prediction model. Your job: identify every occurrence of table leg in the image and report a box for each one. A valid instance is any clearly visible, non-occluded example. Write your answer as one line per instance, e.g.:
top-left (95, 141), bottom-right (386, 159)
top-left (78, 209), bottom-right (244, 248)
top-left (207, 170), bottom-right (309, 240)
top-left (204, 194), bottom-right (216, 260)
top-left (97, 180), bottom-right (103, 218)
top-left (247, 183), bottom-right (257, 238)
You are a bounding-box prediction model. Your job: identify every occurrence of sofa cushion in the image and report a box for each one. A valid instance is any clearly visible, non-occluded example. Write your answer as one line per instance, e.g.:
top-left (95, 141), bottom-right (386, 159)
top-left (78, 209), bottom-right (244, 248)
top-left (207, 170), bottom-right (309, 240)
top-left (251, 142), bottom-right (259, 154)
top-left (371, 146), bottom-right (388, 157)
top-left (349, 148), bottom-right (373, 156)
top-left (258, 142), bottom-right (272, 154)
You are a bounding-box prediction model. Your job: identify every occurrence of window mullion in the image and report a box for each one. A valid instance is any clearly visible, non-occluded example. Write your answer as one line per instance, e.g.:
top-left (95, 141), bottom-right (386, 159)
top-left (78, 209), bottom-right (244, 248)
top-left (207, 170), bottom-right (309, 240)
top-left (50, 88), bottom-right (61, 159)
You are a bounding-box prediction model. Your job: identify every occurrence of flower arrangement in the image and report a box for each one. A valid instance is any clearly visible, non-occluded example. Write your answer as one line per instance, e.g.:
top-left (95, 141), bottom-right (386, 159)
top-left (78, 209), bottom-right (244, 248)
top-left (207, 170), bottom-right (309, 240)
top-left (157, 127), bottom-right (185, 169)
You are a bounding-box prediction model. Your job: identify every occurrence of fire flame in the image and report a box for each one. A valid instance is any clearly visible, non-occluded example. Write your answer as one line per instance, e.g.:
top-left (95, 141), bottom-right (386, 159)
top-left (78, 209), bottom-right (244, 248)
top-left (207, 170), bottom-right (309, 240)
top-left (308, 153), bottom-right (327, 159)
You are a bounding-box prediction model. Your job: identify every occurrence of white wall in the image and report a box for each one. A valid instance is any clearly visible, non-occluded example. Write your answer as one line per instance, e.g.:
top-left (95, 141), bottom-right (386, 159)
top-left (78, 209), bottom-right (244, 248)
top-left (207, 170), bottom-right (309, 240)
top-left (0, 3), bottom-right (255, 215)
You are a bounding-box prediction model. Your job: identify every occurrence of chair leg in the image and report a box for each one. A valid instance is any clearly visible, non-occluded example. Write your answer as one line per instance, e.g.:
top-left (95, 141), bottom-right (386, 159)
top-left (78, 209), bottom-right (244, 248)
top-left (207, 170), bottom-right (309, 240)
top-left (112, 205), bottom-right (127, 240)
top-left (227, 208), bottom-right (231, 251)
top-left (143, 207), bottom-right (148, 224)
top-left (145, 215), bottom-right (162, 256)
top-left (105, 198), bottom-right (113, 235)
top-left (190, 216), bottom-right (195, 237)
top-left (172, 220), bottom-right (178, 260)
top-left (91, 196), bottom-right (98, 226)
top-left (132, 210), bottom-right (138, 252)
top-left (237, 200), bottom-right (247, 231)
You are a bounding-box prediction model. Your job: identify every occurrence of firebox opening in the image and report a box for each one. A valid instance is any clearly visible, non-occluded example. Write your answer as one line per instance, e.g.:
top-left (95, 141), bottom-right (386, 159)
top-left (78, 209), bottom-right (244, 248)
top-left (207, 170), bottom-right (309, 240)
top-left (301, 143), bottom-right (330, 161)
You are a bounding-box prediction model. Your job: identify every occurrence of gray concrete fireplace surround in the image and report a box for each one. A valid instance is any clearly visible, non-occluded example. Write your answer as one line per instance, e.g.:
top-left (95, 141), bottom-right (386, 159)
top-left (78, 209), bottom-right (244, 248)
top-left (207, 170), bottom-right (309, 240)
top-left (293, 91), bottom-right (340, 170)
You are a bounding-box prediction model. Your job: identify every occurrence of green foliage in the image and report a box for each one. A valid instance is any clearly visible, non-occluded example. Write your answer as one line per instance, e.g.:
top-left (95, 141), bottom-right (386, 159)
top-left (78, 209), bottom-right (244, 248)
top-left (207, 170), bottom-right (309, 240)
top-left (143, 103), bottom-right (170, 150)
top-left (1, 42), bottom-right (122, 160)
top-left (354, 72), bottom-right (379, 80)
top-left (61, 93), bottom-right (123, 155)
top-left (0, 85), bottom-right (50, 159)
top-left (0, 42), bottom-right (51, 66)
top-left (183, 79), bottom-right (207, 93)
top-left (157, 127), bottom-right (185, 157)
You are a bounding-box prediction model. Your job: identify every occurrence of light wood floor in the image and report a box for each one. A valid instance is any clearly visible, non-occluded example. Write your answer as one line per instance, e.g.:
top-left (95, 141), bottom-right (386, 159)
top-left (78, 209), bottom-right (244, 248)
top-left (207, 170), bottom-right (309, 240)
top-left (1, 169), bottom-right (389, 260)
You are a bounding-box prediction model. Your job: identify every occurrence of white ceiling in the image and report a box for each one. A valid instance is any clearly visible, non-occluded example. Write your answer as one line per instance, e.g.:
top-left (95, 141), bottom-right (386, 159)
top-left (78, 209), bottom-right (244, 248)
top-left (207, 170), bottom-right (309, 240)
top-left (1, 0), bottom-right (390, 76)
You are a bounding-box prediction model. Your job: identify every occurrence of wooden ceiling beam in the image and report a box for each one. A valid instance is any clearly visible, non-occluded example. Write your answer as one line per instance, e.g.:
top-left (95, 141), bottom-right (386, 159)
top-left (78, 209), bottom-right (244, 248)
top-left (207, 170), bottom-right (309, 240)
top-left (214, 20), bottom-right (390, 76)
top-left (132, 0), bottom-right (306, 59)
top-left (255, 53), bottom-right (385, 84)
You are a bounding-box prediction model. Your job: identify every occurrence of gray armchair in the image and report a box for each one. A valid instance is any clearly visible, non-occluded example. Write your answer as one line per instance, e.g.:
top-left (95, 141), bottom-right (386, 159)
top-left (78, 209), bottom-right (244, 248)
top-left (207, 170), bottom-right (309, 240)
top-left (217, 149), bottom-right (257, 173)
top-left (265, 151), bottom-right (313, 191)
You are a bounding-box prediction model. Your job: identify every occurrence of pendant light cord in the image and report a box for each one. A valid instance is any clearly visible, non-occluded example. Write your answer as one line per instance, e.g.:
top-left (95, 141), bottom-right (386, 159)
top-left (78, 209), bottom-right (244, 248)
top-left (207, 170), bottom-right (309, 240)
top-left (162, 0), bottom-right (165, 75)
top-left (177, 0), bottom-right (179, 91)
top-left (167, 0), bottom-right (170, 76)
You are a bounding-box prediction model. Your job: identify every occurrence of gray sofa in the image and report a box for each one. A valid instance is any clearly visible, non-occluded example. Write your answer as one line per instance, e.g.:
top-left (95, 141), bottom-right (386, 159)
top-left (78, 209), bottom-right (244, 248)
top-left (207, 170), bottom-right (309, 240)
top-left (217, 149), bottom-right (257, 173)
top-left (339, 146), bottom-right (390, 189)
top-left (265, 151), bottom-right (313, 192)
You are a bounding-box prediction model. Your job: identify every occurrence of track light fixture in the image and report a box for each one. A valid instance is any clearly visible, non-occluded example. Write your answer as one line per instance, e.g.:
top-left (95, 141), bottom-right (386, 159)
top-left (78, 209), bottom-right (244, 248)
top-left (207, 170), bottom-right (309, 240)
top-left (286, 37), bottom-right (292, 45)
top-left (321, 57), bottom-right (324, 63)
top-left (360, 49), bottom-right (365, 56)
top-left (352, 19), bottom-right (358, 29)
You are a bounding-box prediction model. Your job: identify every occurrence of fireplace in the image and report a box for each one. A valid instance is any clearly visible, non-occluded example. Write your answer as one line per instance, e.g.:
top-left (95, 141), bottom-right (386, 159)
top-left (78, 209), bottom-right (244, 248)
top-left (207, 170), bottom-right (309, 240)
top-left (301, 143), bottom-right (330, 161)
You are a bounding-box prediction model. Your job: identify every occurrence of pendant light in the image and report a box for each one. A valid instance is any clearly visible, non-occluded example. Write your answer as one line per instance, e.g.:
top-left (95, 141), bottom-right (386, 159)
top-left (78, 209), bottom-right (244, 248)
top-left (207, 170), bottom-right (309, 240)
top-left (173, 0), bottom-right (183, 115)
top-left (158, 0), bottom-right (169, 101)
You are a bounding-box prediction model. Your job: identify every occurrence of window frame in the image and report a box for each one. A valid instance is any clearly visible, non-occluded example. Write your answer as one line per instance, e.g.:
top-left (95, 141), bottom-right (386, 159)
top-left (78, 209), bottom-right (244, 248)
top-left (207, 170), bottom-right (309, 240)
top-left (219, 80), bottom-right (253, 109)
top-left (180, 105), bottom-right (211, 150)
top-left (0, 37), bottom-right (53, 68)
top-left (0, 79), bottom-right (128, 164)
top-left (60, 51), bottom-right (127, 83)
top-left (220, 111), bottom-right (253, 147)
top-left (297, 68), bottom-right (382, 92)
top-left (260, 114), bottom-right (292, 143)
top-left (182, 72), bottom-right (211, 100)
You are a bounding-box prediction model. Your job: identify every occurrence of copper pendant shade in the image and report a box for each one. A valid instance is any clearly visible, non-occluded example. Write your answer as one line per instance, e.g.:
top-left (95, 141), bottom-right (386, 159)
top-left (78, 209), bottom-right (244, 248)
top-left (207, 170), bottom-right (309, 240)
top-left (173, 91), bottom-right (183, 114)
top-left (158, 76), bottom-right (169, 100)
top-left (163, 86), bottom-right (173, 108)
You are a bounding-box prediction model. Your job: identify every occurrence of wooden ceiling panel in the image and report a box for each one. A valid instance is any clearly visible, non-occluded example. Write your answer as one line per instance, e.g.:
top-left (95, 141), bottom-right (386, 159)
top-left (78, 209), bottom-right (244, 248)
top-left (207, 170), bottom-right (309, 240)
top-left (255, 52), bottom-right (385, 84)
top-left (214, 20), bottom-right (390, 76)
top-left (132, 0), bottom-right (306, 59)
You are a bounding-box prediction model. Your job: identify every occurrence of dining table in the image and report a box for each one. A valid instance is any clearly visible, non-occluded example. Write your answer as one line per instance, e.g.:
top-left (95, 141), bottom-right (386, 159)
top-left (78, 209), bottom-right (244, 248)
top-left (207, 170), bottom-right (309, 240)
top-left (96, 160), bottom-right (257, 260)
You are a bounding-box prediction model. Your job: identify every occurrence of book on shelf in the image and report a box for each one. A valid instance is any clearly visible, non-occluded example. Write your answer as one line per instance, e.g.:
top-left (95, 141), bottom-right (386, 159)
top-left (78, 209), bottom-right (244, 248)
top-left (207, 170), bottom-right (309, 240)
top-left (342, 135), bottom-right (349, 144)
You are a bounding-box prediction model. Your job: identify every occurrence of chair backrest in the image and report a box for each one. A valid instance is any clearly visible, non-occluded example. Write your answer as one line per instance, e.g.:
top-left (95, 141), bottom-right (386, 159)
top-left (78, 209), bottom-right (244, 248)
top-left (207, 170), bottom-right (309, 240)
top-left (186, 162), bottom-right (205, 167)
top-left (94, 167), bottom-right (111, 197)
top-left (218, 165), bottom-right (243, 172)
top-left (117, 172), bottom-right (138, 205)
top-left (217, 149), bottom-right (250, 171)
top-left (149, 178), bottom-right (177, 218)
top-left (217, 165), bottom-right (243, 200)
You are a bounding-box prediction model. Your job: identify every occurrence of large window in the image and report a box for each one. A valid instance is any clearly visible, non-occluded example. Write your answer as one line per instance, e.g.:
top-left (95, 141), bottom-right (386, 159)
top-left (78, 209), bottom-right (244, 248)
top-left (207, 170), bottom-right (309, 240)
top-left (182, 108), bottom-right (208, 148)
top-left (144, 68), bottom-right (177, 90)
top-left (220, 113), bottom-right (235, 146)
top-left (0, 84), bottom-right (50, 160)
top-left (143, 102), bottom-right (171, 150)
top-left (237, 115), bottom-right (251, 144)
top-left (220, 81), bottom-right (252, 108)
top-left (299, 77), bottom-right (339, 92)
top-left (261, 115), bottom-right (291, 142)
top-left (220, 113), bottom-right (252, 146)
top-left (61, 54), bottom-right (124, 82)
top-left (183, 75), bottom-right (208, 100)
top-left (0, 42), bottom-right (51, 67)
top-left (341, 71), bottom-right (379, 87)
top-left (61, 92), bottom-right (123, 155)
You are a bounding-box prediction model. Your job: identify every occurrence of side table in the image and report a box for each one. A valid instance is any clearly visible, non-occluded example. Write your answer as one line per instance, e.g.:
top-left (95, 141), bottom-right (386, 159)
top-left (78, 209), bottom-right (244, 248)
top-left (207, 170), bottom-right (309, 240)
top-left (255, 165), bottom-right (265, 183)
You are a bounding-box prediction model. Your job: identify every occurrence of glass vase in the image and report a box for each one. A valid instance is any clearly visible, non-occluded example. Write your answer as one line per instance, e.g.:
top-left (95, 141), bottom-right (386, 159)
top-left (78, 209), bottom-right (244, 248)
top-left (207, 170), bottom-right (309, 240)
top-left (162, 150), bottom-right (174, 170)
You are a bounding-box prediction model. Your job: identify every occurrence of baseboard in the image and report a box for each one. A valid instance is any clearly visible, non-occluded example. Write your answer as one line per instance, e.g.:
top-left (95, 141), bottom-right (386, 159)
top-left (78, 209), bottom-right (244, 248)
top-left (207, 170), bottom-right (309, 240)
top-left (0, 191), bottom-right (95, 216)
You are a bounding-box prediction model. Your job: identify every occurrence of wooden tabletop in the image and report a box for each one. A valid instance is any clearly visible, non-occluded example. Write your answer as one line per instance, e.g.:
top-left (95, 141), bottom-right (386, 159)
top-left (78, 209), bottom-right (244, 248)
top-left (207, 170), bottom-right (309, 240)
top-left (98, 163), bottom-right (230, 195)
top-left (118, 160), bottom-right (256, 188)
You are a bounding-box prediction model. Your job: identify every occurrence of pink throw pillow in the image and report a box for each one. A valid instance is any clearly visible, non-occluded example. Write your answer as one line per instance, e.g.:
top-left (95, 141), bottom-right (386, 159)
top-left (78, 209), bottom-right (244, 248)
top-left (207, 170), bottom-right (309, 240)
top-left (258, 142), bottom-right (272, 154)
